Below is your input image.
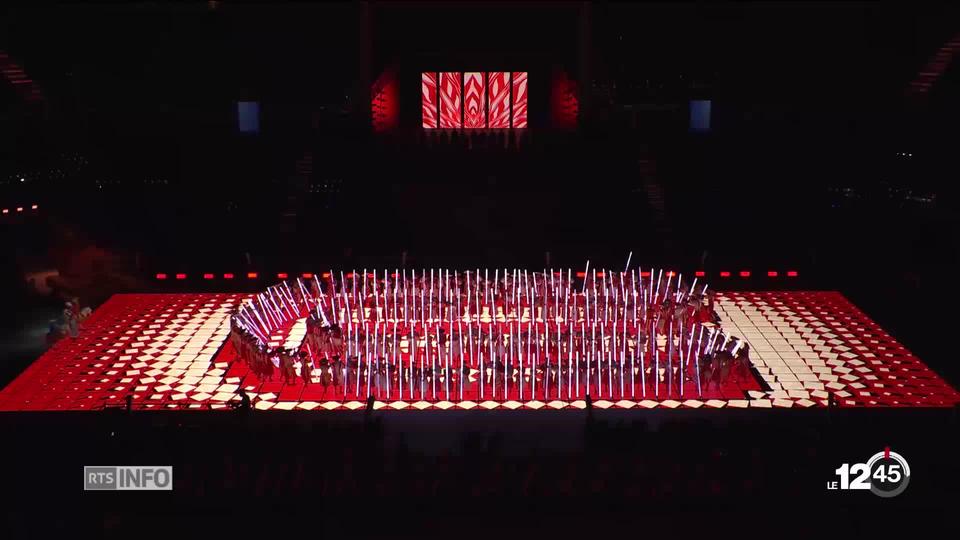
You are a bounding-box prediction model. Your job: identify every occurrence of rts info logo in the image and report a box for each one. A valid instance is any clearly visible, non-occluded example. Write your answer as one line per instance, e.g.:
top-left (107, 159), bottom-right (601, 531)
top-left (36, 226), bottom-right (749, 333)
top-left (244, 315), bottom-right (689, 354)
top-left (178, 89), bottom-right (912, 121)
top-left (827, 447), bottom-right (910, 498)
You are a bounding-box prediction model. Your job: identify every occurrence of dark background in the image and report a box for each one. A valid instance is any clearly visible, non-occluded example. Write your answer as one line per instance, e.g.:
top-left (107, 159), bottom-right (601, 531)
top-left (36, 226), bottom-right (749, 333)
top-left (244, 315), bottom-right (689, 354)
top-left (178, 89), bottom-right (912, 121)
top-left (0, 2), bottom-right (958, 533)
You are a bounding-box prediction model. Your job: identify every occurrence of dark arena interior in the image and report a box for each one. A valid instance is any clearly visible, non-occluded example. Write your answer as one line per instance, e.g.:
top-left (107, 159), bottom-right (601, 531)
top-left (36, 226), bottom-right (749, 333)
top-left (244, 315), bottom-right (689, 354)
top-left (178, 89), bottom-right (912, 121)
top-left (1, 2), bottom-right (959, 536)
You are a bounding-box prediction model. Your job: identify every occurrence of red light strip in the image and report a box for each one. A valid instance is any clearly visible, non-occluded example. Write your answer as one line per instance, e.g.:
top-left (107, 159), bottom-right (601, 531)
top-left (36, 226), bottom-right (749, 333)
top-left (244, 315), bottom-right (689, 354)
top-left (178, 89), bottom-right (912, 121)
top-left (153, 268), bottom-right (803, 282)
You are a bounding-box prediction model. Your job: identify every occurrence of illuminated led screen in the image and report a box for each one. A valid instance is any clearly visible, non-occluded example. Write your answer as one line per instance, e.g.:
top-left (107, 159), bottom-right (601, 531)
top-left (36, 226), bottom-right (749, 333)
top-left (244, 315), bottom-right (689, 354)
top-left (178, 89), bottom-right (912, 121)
top-left (690, 99), bottom-right (711, 132)
top-left (439, 72), bottom-right (462, 128)
top-left (511, 71), bottom-right (528, 128)
top-left (238, 101), bottom-right (259, 134)
top-left (422, 71), bottom-right (527, 129)
top-left (421, 72), bottom-right (438, 129)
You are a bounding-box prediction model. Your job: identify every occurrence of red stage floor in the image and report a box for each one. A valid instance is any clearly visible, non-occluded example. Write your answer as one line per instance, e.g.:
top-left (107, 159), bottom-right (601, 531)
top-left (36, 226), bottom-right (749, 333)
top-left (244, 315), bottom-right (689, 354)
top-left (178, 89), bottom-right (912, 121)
top-left (1, 291), bottom-right (957, 411)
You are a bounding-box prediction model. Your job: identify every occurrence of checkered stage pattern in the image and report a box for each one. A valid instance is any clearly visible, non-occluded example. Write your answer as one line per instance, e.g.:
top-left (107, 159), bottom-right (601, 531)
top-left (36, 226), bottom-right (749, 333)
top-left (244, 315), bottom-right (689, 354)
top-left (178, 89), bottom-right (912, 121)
top-left (1, 291), bottom-right (956, 411)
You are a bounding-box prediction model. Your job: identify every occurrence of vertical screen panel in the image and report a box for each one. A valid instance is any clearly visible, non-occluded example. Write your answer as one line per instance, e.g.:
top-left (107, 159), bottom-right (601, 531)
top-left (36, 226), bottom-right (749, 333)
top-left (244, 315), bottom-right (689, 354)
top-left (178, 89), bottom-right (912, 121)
top-left (238, 101), bottom-right (259, 134)
top-left (689, 99), bottom-right (711, 132)
top-left (513, 71), bottom-right (527, 128)
top-left (439, 72), bottom-right (463, 128)
top-left (463, 72), bottom-right (486, 128)
top-left (487, 72), bottom-right (511, 128)
top-left (511, 72), bottom-right (528, 128)
top-left (421, 72), bottom-right (438, 129)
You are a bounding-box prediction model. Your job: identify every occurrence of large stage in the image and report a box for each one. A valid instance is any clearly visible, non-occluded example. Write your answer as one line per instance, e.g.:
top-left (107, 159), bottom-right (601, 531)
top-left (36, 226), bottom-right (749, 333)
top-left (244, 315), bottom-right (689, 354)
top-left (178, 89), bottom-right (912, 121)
top-left (2, 291), bottom-right (957, 411)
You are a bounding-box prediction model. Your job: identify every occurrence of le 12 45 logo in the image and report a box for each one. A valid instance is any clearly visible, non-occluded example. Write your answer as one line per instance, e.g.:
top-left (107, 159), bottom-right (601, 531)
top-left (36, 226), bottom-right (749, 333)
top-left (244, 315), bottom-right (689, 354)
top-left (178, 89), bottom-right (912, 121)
top-left (828, 447), bottom-right (910, 498)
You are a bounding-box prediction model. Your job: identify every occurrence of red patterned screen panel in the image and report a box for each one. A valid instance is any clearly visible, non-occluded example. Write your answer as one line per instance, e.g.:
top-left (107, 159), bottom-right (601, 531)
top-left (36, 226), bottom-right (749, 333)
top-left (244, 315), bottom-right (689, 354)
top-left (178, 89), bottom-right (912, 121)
top-left (439, 72), bottom-right (462, 129)
top-left (487, 72), bottom-right (511, 128)
top-left (421, 72), bottom-right (438, 129)
top-left (511, 72), bottom-right (528, 128)
top-left (463, 72), bottom-right (486, 128)
top-left (423, 71), bottom-right (526, 129)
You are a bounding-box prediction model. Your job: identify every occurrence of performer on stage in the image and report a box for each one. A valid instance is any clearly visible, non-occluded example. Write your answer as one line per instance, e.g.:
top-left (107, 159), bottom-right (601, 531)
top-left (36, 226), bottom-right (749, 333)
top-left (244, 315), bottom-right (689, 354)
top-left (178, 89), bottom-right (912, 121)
top-left (230, 267), bottom-right (737, 402)
top-left (300, 351), bottom-right (313, 386)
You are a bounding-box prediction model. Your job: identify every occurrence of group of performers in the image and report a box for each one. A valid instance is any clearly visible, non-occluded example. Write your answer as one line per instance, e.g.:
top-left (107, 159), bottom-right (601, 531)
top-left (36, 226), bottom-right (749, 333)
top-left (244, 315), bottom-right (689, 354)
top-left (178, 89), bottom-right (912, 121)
top-left (228, 268), bottom-right (754, 401)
